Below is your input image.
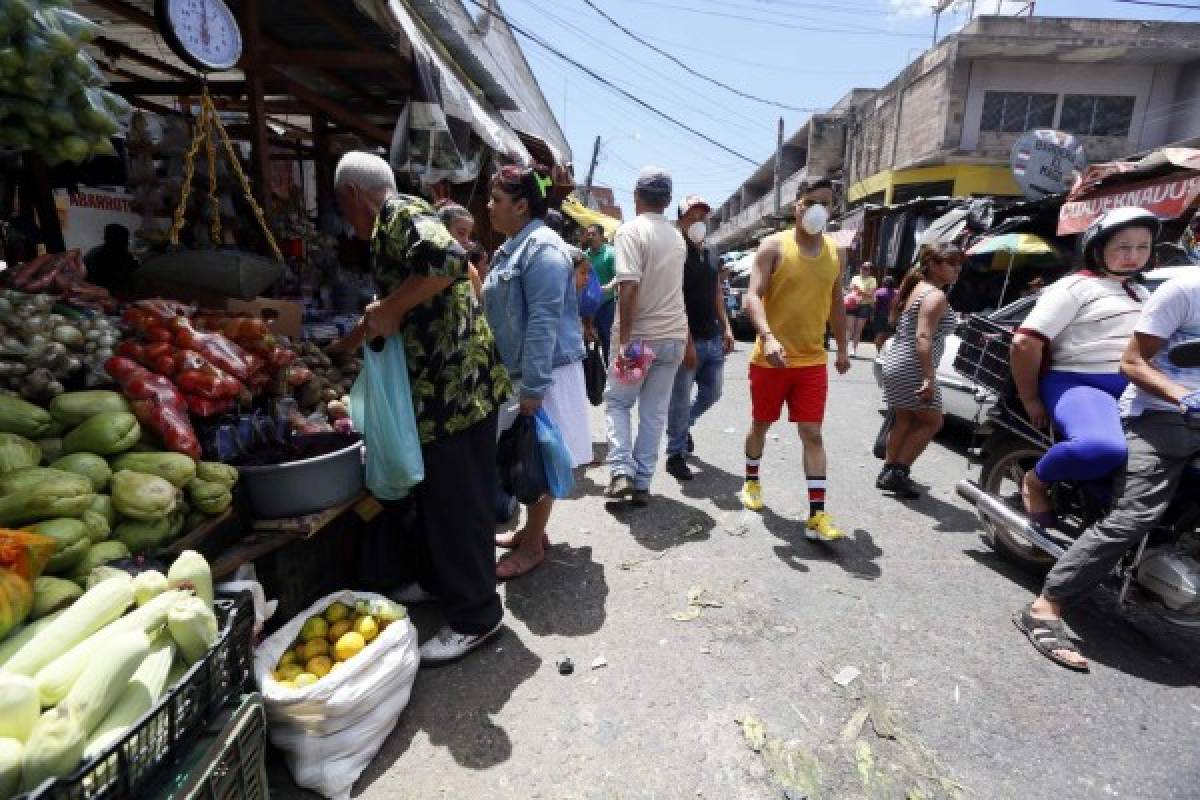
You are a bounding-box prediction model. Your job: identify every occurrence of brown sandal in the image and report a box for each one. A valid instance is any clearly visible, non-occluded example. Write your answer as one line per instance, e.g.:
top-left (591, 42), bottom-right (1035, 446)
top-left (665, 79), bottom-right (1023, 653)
top-left (496, 548), bottom-right (545, 581)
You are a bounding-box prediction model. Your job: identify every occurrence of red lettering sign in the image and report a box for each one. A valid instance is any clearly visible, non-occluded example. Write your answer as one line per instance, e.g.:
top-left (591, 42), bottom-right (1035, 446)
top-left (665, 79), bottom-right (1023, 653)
top-left (1058, 171), bottom-right (1200, 235)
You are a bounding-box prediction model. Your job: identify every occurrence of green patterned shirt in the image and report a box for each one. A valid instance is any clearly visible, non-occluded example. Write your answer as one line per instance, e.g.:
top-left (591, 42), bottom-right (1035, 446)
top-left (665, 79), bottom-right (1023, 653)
top-left (371, 194), bottom-right (511, 444)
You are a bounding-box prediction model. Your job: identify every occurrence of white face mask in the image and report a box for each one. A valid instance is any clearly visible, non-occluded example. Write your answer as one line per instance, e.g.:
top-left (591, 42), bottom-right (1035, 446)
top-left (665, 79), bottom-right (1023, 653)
top-left (687, 222), bottom-right (706, 244)
top-left (800, 203), bottom-right (830, 235)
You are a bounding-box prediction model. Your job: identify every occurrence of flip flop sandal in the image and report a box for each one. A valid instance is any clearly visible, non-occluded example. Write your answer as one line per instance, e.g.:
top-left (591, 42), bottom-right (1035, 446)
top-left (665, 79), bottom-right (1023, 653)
top-left (496, 548), bottom-right (545, 581)
top-left (1013, 605), bottom-right (1089, 673)
top-left (495, 532), bottom-right (551, 550)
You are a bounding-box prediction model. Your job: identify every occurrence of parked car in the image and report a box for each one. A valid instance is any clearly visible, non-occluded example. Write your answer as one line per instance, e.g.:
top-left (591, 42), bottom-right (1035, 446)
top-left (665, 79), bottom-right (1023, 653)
top-left (872, 265), bottom-right (1196, 426)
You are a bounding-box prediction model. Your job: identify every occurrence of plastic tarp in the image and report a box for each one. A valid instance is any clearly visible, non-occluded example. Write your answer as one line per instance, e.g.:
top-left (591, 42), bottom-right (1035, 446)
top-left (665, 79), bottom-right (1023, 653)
top-left (356, 0), bottom-right (531, 184)
top-left (562, 196), bottom-right (621, 238)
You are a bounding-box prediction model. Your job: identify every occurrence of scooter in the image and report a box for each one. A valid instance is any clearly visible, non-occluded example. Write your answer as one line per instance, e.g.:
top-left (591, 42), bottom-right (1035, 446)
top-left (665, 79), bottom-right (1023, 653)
top-left (952, 315), bottom-right (1200, 626)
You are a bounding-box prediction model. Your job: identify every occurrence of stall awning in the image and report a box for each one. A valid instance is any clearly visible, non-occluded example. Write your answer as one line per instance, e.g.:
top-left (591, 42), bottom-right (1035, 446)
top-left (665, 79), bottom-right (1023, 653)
top-left (1059, 171), bottom-right (1200, 235)
top-left (562, 197), bottom-right (621, 238)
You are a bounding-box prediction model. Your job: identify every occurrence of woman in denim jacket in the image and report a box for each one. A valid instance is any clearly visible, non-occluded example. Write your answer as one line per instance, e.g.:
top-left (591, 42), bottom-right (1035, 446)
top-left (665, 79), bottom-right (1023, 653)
top-left (483, 165), bottom-right (590, 580)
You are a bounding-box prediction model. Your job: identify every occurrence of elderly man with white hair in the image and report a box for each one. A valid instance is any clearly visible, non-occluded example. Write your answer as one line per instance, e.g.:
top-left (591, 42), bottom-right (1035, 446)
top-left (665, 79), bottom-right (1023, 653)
top-left (331, 151), bottom-right (511, 666)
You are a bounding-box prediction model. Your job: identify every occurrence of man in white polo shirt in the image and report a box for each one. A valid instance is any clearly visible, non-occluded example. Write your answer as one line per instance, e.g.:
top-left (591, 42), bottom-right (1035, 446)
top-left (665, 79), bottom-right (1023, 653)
top-left (603, 167), bottom-right (688, 506)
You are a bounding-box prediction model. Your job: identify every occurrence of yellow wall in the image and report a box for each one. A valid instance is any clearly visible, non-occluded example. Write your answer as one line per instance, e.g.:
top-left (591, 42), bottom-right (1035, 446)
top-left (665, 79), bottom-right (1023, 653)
top-left (848, 164), bottom-right (1023, 204)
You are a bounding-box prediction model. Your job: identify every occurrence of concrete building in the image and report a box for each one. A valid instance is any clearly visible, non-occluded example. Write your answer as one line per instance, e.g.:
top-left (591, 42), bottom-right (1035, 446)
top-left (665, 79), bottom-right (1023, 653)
top-left (710, 15), bottom-right (1200, 251)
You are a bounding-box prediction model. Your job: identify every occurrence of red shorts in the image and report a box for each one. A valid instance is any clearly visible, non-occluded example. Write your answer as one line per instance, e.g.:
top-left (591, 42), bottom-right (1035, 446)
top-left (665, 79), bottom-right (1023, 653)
top-left (749, 364), bottom-right (828, 424)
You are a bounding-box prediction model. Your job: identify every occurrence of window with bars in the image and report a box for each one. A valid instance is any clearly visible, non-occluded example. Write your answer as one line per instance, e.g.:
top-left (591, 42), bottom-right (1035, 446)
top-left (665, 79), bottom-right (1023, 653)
top-left (980, 92), bottom-right (1057, 134)
top-left (1060, 95), bottom-right (1135, 137)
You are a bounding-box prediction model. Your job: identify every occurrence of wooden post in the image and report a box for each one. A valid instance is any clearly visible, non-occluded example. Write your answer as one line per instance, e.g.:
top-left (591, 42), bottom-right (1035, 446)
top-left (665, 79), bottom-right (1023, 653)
top-left (313, 113), bottom-right (334, 223)
top-left (242, 0), bottom-right (273, 218)
top-left (24, 154), bottom-right (64, 254)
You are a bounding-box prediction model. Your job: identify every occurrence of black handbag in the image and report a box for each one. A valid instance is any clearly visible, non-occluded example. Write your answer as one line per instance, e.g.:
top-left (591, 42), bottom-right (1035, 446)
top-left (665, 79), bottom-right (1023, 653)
top-left (873, 410), bottom-right (895, 460)
top-left (584, 340), bottom-right (607, 406)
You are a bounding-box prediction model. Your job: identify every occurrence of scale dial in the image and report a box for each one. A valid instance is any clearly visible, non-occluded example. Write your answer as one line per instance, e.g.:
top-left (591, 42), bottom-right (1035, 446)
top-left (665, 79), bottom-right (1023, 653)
top-left (155, 0), bottom-right (243, 73)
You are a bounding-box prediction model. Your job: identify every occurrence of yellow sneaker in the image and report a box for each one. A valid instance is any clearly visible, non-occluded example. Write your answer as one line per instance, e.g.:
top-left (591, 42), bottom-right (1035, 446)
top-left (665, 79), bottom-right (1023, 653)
top-left (739, 480), bottom-right (764, 511)
top-left (805, 510), bottom-right (845, 542)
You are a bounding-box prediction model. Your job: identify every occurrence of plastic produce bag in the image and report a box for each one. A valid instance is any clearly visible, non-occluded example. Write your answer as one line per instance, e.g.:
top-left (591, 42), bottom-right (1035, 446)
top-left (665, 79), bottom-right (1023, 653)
top-left (496, 415), bottom-right (547, 505)
top-left (534, 409), bottom-right (574, 499)
top-left (348, 337), bottom-right (424, 501)
top-left (255, 590), bottom-right (419, 800)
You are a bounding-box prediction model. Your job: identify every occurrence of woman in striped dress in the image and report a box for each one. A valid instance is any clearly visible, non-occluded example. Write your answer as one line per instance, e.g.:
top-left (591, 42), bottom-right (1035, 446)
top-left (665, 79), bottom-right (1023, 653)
top-left (878, 243), bottom-right (964, 497)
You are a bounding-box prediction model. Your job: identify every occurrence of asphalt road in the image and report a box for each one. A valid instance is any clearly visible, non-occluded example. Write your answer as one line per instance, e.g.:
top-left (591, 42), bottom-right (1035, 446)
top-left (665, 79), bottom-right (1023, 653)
top-left (269, 346), bottom-right (1200, 799)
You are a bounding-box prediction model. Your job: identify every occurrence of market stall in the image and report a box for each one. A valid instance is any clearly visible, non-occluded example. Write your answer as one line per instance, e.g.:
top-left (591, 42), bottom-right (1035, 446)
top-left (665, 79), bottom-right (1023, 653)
top-left (0, 0), bottom-right (578, 795)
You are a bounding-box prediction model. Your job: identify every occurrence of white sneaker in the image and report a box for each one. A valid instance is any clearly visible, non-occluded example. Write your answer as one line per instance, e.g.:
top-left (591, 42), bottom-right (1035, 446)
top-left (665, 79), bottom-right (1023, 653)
top-left (848, 344), bottom-right (857, 358)
top-left (419, 622), bottom-right (503, 667)
top-left (389, 582), bottom-right (434, 605)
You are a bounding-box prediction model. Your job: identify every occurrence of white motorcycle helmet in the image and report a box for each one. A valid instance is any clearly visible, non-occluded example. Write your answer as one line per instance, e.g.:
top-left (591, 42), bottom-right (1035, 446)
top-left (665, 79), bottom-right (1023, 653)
top-left (1079, 206), bottom-right (1162, 276)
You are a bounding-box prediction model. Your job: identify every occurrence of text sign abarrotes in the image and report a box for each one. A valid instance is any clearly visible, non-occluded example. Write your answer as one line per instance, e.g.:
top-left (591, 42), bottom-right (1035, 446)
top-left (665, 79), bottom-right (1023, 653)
top-left (1011, 129), bottom-right (1088, 200)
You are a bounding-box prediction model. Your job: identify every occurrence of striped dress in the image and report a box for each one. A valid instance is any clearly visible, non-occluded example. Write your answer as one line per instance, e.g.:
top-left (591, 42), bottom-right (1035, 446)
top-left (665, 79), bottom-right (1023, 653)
top-left (881, 288), bottom-right (958, 410)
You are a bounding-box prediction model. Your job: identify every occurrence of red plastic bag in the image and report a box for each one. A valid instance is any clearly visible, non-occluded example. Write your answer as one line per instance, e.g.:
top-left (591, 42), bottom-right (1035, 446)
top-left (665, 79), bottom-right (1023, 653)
top-left (170, 318), bottom-right (261, 381)
top-left (105, 357), bottom-right (201, 458)
top-left (184, 394), bottom-right (235, 418)
top-left (173, 350), bottom-right (244, 399)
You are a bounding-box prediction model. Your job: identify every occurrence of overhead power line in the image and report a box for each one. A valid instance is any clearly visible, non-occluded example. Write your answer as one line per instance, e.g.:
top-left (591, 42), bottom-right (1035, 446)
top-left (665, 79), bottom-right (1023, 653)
top-left (463, 0), bottom-right (762, 164)
top-left (579, 0), bottom-right (822, 112)
top-left (1109, 0), bottom-right (1200, 8)
top-left (629, 0), bottom-right (931, 38)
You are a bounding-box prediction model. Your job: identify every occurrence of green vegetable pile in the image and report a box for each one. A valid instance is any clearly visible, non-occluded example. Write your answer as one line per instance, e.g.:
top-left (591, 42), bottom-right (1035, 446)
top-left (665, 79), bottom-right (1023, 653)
top-left (0, 390), bottom-right (238, 578)
top-left (0, 0), bottom-right (131, 165)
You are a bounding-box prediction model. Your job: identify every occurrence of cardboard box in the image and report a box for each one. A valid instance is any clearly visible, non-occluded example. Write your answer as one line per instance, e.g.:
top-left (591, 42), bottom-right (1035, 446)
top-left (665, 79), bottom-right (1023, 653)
top-left (223, 298), bottom-right (303, 339)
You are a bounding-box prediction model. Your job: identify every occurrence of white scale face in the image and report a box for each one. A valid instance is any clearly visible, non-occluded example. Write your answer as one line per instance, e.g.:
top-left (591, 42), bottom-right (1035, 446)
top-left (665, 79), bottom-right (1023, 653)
top-left (160, 0), bottom-right (243, 72)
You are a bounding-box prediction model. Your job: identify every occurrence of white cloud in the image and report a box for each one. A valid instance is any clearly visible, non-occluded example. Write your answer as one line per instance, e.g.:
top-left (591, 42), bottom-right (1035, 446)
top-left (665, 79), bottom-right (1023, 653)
top-left (888, 0), bottom-right (1026, 17)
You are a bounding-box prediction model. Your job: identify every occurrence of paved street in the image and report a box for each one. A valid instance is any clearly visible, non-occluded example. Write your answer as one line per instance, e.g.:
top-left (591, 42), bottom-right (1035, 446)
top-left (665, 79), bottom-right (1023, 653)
top-left (271, 347), bottom-right (1200, 799)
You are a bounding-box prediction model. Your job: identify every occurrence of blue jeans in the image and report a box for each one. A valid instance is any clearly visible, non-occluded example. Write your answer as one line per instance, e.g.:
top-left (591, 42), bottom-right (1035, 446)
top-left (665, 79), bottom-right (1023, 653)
top-left (604, 338), bottom-right (686, 490)
top-left (666, 334), bottom-right (726, 456)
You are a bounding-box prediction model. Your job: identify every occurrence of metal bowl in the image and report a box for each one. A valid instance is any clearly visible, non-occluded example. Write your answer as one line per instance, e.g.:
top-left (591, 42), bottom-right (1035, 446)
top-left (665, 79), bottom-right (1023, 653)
top-left (236, 433), bottom-right (364, 519)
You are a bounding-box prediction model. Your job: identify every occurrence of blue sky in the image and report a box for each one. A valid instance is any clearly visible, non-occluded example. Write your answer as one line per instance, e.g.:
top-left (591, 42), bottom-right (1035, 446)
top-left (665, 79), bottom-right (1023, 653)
top-left (500, 0), bottom-right (1198, 217)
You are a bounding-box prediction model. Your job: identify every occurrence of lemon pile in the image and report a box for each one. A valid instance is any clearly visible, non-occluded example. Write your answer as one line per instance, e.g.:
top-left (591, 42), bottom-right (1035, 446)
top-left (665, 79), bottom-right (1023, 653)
top-left (273, 601), bottom-right (385, 688)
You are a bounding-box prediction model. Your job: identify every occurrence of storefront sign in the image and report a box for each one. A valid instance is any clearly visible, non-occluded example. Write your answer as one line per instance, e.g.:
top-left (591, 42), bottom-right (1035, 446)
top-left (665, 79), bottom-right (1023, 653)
top-left (1010, 129), bottom-right (1087, 200)
top-left (52, 188), bottom-right (143, 252)
top-left (1058, 171), bottom-right (1200, 235)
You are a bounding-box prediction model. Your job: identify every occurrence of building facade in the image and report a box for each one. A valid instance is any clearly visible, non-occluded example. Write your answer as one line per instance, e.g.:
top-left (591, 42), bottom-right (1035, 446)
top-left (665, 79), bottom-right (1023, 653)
top-left (710, 15), bottom-right (1200, 251)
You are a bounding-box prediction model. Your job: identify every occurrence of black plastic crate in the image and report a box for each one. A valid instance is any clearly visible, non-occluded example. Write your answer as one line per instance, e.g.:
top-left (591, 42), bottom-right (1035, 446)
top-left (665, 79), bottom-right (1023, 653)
top-left (147, 694), bottom-right (268, 800)
top-left (953, 314), bottom-right (1015, 396)
top-left (21, 591), bottom-right (255, 800)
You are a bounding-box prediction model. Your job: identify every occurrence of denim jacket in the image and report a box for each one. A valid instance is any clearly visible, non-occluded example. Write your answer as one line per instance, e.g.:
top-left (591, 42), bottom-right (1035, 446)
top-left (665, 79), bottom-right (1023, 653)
top-left (483, 219), bottom-right (586, 400)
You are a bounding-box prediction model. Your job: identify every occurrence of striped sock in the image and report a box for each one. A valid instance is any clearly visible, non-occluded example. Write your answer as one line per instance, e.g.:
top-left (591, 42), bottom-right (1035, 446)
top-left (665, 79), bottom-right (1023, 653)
top-left (745, 457), bottom-right (761, 483)
top-left (807, 476), bottom-right (827, 514)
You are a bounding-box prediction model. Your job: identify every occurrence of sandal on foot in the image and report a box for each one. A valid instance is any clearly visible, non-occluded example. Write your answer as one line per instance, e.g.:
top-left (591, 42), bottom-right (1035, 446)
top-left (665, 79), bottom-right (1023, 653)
top-left (496, 548), bottom-right (545, 581)
top-left (1013, 605), bottom-right (1089, 672)
top-left (496, 532), bottom-right (550, 550)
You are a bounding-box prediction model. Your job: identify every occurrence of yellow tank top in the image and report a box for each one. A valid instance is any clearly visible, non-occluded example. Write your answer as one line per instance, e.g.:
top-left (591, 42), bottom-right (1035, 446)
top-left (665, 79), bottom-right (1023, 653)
top-left (750, 231), bottom-right (841, 368)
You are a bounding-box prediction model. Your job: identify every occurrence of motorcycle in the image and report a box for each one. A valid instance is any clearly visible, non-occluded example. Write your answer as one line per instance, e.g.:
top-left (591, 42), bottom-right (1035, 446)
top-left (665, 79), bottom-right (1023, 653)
top-left (951, 313), bottom-right (1200, 626)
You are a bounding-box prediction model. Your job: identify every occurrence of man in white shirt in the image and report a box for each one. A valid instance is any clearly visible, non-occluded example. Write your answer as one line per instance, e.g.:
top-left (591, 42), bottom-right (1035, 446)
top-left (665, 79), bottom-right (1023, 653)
top-left (603, 167), bottom-right (688, 505)
top-left (1015, 270), bottom-right (1200, 672)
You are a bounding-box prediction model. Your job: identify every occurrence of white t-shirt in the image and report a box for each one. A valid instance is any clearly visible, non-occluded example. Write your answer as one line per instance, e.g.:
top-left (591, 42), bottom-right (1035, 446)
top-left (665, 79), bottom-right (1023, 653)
top-left (1017, 273), bottom-right (1148, 374)
top-left (612, 212), bottom-right (688, 342)
top-left (1123, 271), bottom-right (1200, 417)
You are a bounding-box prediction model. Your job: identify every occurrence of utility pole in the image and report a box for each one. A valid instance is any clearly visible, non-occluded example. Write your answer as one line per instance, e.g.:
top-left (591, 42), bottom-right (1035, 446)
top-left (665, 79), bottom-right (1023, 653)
top-left (933, 10), bottom-right (940, 46)
top-left (773, 117), bottom-right (783, 215)
top-left (581, 135), bottom-right (601, 207)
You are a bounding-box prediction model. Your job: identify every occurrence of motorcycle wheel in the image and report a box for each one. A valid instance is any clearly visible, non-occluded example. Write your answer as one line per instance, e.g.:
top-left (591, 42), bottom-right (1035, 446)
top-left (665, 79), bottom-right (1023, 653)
top-left (979, 435), bottom-right (1056, 571)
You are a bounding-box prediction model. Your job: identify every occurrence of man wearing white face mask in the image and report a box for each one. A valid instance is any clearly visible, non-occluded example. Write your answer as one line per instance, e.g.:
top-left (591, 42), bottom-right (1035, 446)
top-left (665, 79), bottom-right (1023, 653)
top-left (739, 177), bottom-right (850, 542)
top-left (665, 194), bottom-right (735, 480)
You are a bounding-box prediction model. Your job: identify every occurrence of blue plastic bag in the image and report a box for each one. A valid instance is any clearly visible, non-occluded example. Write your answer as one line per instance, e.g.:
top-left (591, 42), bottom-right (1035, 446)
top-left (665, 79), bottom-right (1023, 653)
top-left (578, 268), bottom-right (603, 318)
top-left (534, 408), bottom-right (574, 499)
top-left (348, 336), bottom-right (425, 501)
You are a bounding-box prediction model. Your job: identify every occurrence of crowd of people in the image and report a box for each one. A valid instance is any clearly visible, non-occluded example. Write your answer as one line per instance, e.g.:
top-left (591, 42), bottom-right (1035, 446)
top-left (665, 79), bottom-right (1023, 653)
top-left (329, 151), bottom-right (871, 666)
top-left (331, 149), bottom-right (1196, 676)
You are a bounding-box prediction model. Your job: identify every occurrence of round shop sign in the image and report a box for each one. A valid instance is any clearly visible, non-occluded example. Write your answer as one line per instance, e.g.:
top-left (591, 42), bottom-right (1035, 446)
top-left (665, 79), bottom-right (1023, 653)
top-left (1010, 129), bottom-right (1087, 200)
